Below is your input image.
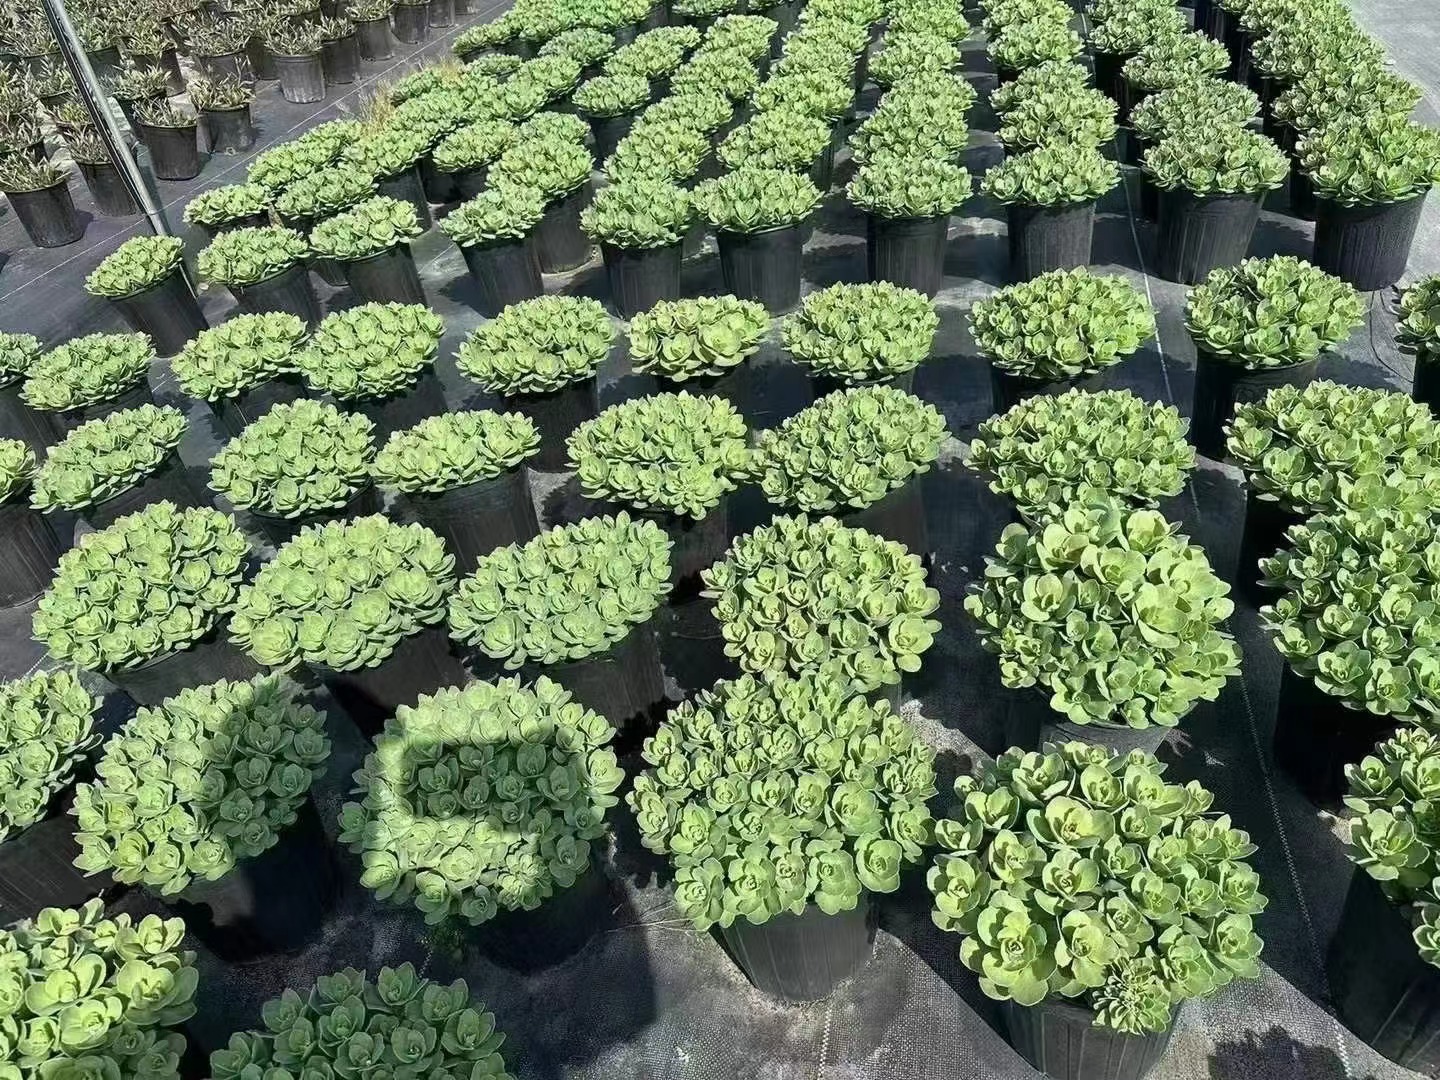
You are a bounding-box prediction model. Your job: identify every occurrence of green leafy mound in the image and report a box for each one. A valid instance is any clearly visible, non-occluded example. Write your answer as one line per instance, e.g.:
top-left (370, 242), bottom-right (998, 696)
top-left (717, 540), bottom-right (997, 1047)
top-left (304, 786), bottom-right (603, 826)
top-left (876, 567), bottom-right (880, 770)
top-left (1298, 112), bottom-right (1440, 207)
top-left (457, 295), bottom-right (615, 396)
top-left (273, 164), bottom-right (376, 222)
top-left (849, 84), bottom-right (971, 165)
top-left (604, 119), bottom-right (712, 183)
top-left (1087, 3), bottom-right (1186, 56)
top-left (692, 167), bottom-right (822, 232)
top-left (171, 312), bottom-right (307, 403)
top-left (605, 25), bottom-right (700, 80)
top-left (989, 59), bottom-right (1088, 117)
top-left (929, 742), bottom-right (1266, 1034)
top-left (572, 72), bottom-right (651, 118)
top-left (871, 31), bottom-right (961, 88)
top-left (73, 675), bottom-right (331, 895)
top-left (627, 294), bottom-right (770, 381)
top-left (0, 438), bottom-right (36, 505)
top-left (297, 302), bottom-right (445, 402)
top-left (197, 225), bottom-right (310, 288)
top-left (0, 669), bottom-right (101, 844)
top-left (84, 235), bottom-right (185, 298)
top-left (1143, 125), bottom-right (1288, 196)
top-left (0, 330), bottom-right (41, 386)
top-left (1400, 274), bottom-right (1440, 363)
top-left (717, 107), bottom-right (832, 172)
top-left (372, 411), bottom-right (540, 495)
top-left (339, 676), bottom-right (624, 924)
top-left (440, 182), bottom-right (548, 246)
top-left (32, 404), bottom-right (187, 513)
top-left (246, 122), bottom-right (352, 190)
top-left (22, 332), bottom-right (154, 414)
top-left (632, 89), bottom-right (733, 136)
top-left (989, 18), bottom-right (1083, 73)
top-left (755, 68), bottom-right (853, 122)
top-left (182, 182), bottom-right (271, 228)
top-left (997, 84), bottom-right (1117, 150)
top-left (580, 178), bottom-right (693, 249)
top-left (309, 196), bottom-right (424, 262)
top-left (433, 119), bottom-right (519, 173)
top-left (781, 281), bottom-right (938, 384)
top-left (1122, 30), bottom-right (1229, 91)
top-left (981, 143), bottom-right (1119, 205)
top-left (1130, 80), bottom-right (1260, 145)
top-left (490, 133), bottom-right (593, 198)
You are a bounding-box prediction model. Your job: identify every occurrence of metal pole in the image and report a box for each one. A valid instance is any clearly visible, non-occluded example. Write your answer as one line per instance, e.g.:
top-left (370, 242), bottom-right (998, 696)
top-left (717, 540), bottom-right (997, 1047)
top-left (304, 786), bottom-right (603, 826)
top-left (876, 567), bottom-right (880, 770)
top-left (39, 0), bottom-right (172, 236)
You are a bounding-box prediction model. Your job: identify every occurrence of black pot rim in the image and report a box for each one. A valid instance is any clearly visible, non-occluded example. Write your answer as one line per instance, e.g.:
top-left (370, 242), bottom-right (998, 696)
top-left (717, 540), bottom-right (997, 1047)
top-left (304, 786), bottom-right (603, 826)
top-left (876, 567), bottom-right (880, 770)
top-left (3, 179), bottom-right (69, 197)
top-left (345, 242), bottom-right (407, 263)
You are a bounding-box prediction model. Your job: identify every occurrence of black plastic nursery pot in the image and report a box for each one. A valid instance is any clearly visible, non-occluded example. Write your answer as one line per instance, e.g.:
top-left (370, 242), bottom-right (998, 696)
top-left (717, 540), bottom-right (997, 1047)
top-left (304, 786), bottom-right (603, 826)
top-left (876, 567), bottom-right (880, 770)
top-left (642, 501), bottom-right (728, 597)
top-left (407, 466), bottom-right (540, 574)
top-left (507, 377), bottom-right (600, 471)
top-left (718, 893), bottom-right (876, 1003)
top-left (717, 223), bottom-right (803, 314)
top-left (247, 36), bottom-right (278, 80)
top-left (138, 122), bottom-right (202, 181)
top-left (0, 382), bottom-right (59, 456)
top-left (1092, 50), bottom-right (1123, 102)
top-left (1154, 189), bottom-right (1263, 286)
top-left (203, 106), bottom-right (256, 154)
top-left (79, 161), bottom-right (140, 218)
top-left (1313, 193), bottom-right (1427, 293)
top-left (1189, 352), bottom-right (1318, 460)
top-left (83, 455), bottom-right (207, 535)
top-left (118, 94), bottom-right (162, 131)
top-left (520, 624), bottom-right (666, 736)
top-left (419, 153), bottom-right (459, 205)
top-left (1288, 162), bottom-right (1316, 221)
top-left (321, 33), bottom-right (360, 85)
top-left (319, 624), bottom-right (469, 738)
top-left (1417, 358), bottom-right (1440, 416)
top-left (590, 112), bottom-right (637, 163)
top-left (344, 244), bottom-right (426, 305)
top-left (867, 213), bottom-right (949, 298)
top-left (990, 364), bottom-right (1112, 415)
top-left (199, 50), bottom-right (249, 83)
top-left (535, 183), bottom-right (594, 273)
top-left (1007, 201), bottom-right (1094, 282)
top-left (1003, 690), bottom-right (1172, 757)
top-left (377, 165), bottom-right (432, 228)
top-left (109, 267), bottom-right (208, 357)
top-left (211, 376), bottom-right (308, 437)
top-left (274, 53), bottom-right (326, 104)
top-left (167, 799), bottom-right (337, 963)
top-left (839, 483), bottom-right (929, 565)
top-left (443, 163), bottom-right (488, 201)
top-left (429, 0), bottom-right (455, 26)
top-left (468, 857), bottom-right (613, 972)
top-left (352, 368), bottom-right (448, 443)
top-left (251, 486), bottom-right (381, 548)
top-left (602, 241), bottom-right (683, 319)
top-left (0, 497), bottom-right (63, 607)
top-left (1273, 666), bottom-right (1397, 807)
top-left (1328, 869), bottom-right (1440, 1076)
top-left (0, 794), bottom-right (115, 925)
top-left (1235, 490), bottom-right (1299, 604)
top-left (460, 236), bottom-right (544, 316)
top-left (229, 263), bottom-right (322, 327)
top-left (6, 181), bottom-right (84, 247)
top-left (109, 626), bottom-right (262, 708)
top-left (391, 1), bottom-right (431, 44)
top-left (1004, 998), bottom-right (1179, 1080)
top-left (355, 16), bottom-right (393, 60)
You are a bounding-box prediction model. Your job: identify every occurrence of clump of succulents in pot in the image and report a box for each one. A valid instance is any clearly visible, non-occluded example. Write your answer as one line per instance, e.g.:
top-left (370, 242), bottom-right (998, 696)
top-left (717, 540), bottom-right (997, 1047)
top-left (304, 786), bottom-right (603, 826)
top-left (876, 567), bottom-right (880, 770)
top-left (84, 234), bottom-right (206, 356)
top-left (754, 67), bottom-right (853, 126)
top-left (339, 678), bottom-right (624, 969)
top-left (1185, 255), bottom-right (1364, 457)
top-left (604, 119), bottom-right (712, 186)
top-left (693, 167), bottom-right (822, 312)
top-left (605, 25), bottom-right (700, 83)
top-left (982, 144), bottom-right (1118, 281)
top-left (246, 121), bottom-right (354, 191)
top-left (230, 515), bottom-right (461, 734)
top-left (173, 311), bottom-right (309, 436)
top-left (928, 742), bottom-right (1266, 1072)
top-left (989, 18), bottom-right (1083, 80)
top-left (197, 223), bottom-right (318, 326)
top-left (539, 26), bottom-right (615, 72)
top-left (580, 178), bottom-right (693, 317)
top-left (1086, 2), bottom-right (1186, 99)
top-left (717, 107), bottom-right (835, 189)
top-left (572, 72), bottom-right (651, 160)
top-left (0, 156), bottom-right (82, 247)
top-left (1120, 30), bottom-right (1229, 122)
top-left (997, 83), bottom-right (1117, 152)
top-left (849, 74), bottom-right (975, 166)
top-left (344, 126), bottom-right (434, 226)
top-left (22, 331), bottom-right (155, 427)
top-left (182, 182), bottom-right (271, 239)
top-left (627, 294), bottom-right (770, 400)
top-left (191, 76), bottom-right (255, 154)
top-left (1400, 274), bottom-right (1440, 414)
top-left (630, 671), bottom-right (936, 1000)
top-left (871, 30), bottom-right (960, 89)
top-left (0, 332), bottom-right (52, 455)
top-left (440, 181), bottom-right (548, 315)
top-left (847, 152), bottom-right (971, 297)
top-left (630, 87), bottom-right (733, 141)
top-left (433, 119), bottom-right (518, 200)
top-left (72, 674), bottom-right (334, 959)
top-left (489, 133), bottom-right (595, 273)
top-left (310, 195), bottom-right (427, 306)
top-left (782, 281), bottom-right (938, 394)
top-left (0, 438), bottom-right (64, 608)
top-left (456, 294), bottom-right (616, 470)
top-left (318, 15), bottom-right (359, 86)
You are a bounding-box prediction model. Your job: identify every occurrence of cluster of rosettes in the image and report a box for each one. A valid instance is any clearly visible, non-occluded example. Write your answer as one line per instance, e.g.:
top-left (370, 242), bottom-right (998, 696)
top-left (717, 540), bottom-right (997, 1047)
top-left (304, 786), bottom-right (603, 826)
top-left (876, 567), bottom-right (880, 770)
top-left (717, 108), bottom-right (832, 172)
top-left (849, 80), bottom-right (972, 166)
top-left (928, 743), bottom-right (1266, 1035)
top-left (230, 516), bottom-right (456, 671)
top-left (755, 67), bottom-right (853, 122)
top-left (988, 18), bottom-right (1083, 73)
top-left (782, 282), bottom-right (939, 384)
top-left (1121, 30), bottom-right (1230, 91)
top-left (627, 295), bottom-right (769, 382)
top-left (629, 673), bottom-right (937, 930)
top-left (31, 405), bottom-right (187, 513)
top-left (448, 513), bottom-right (672, 667)
top-left (605, 119), bottom-right (711, 184)
top-left (0, 669), bottom-right (100, 844)
top-left (274, 165), bottom-right (376, 222)
top-left (22, 333), bottom-right (154, 414)
top-left (247, 121), bottom-right (352, 190)
top-left (34, 503), bottom-right (251, 673)
top-left (298, 303), bottom-right (445, 402)
top-left (980, 143), bottom-right (1119, 206)
top-left (692, 167), bottom-right (822, 232)
top-left (458, 295), bottom-right (616, 396)
top-left (969, 389), bottom-right (1195, 520)
top-left (84, 235), bottom-right (185, 298)
top-left (604, 25), bottom-right (700, 79)
top-left (196, 225), bottom-right (310, 289)
top-left (0, 439), bottom-right (35, 505)
top-left (1298, 112), bottom-right (1440, 207)
top-left (0, 331), bottom-right (41, 387)
top-left (753, 386), bottom-right (947, 513)
top-left (433, 120), bottom-right (519, 175)
top-left (871, 30), bottom-right (961, 88)
top-left (339, 677), bottom-right (624, 925)
top-left (373, 411), bottom-right (540, 495)
top-left (997, 84), bottom-right (1117, 151)
top-left (1143, 125), bottom-right (1289, 196)
top-left (490, 132), bottom-right (593, 198)
top-left (182, 182), bottom-right (271, 228)
top-left (846, 153), bottom-right (973, 221)
top-left (309, 195), bottom-right (425, 262)
top-left (1129, 80), bottom-right (1261, 145)
top-left (966, 501), bottom-right (1241, 730)
top-left (1260, 505), bottom-right (1440, 720)
top-left (701, 515), bottom-right (941, 693)
top-left (72, 676), bottom-right (331, 895)
top-left (579, 178), bottom-right (693, 249)
top-left (171, 312), bottom-right (308, 403)
top-left (989, 59), bottom-right (1087, 118)
top-left (1399, 274), bottom-right (1440, 362)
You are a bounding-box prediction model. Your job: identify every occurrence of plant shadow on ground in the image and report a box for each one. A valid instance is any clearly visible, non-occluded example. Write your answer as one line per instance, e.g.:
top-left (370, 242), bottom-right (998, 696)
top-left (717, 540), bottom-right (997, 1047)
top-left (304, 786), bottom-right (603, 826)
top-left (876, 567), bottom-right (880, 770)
top-left (1208, 1027), bottom-right (1377, 1080)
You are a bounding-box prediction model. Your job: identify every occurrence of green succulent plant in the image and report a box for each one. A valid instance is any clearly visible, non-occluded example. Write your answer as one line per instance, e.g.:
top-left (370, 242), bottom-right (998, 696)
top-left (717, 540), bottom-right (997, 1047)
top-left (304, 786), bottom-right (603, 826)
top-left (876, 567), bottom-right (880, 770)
top-left (339, 677), bottom-right (623, 924)
top-left (1087, 3), bottom-right (1187, 56)
top-left (182, 183), bottom-right (271, 229)
top-left (981, 0), bottom-right (1072, 35)
top-left (1250, 19), bottom-right (1381, 82)
top-left (1130, 80), bottom-right (1261, 146)
top-left (989, 18), bottom-right (1082, 73)
top-left (754, 68), bottom-right (853, 122)
top-left (693, 167), bottom-right (822, 232)
top-left (296, 303), bottom-right (445, 404)
top-left (273, 165), bottom-right (376, 224)
top-left (871, 31), bottom-right (961, 88)
top-left (448, 512), bottom-right (671, 666)
top-left (457, 295), bottom-right (615, 397)
top-left (34, 502), bottom-right (251, 673)
top-left (230, 515), bottom-right (455, 671)
top-left (72, 675), bottom-right (330, 895)
top-left (197, 224), bottom-right (310, 288)
top-left (1271, 62), bottom-right (1421, 137)
top-left (1298, 112), bottom-right (1440, 207)
top-left (632, 89), bottom-right (734, 136)
top-left (453, 14), bottom-right (518, 55)
top-left (580, 178), bottom-right (692, 249)
top-left (605, 25), bottom-right (702, 80)
top-left (1143, 125), bottom-right (1288, 196)
top-left (307, 195), bottom-right (424, 262)
top-left (782, 282), bottom-right (938, 385)
top-left (84, 236), bottom-right (185, 299)
top-left (0, 668), bottom-right (101, 844)
top-left (1185, 256), bottom-right (1364, 370)
top-left (21, 332), bottom-right (153, 414)
top-left (171, 313), bottom-right (306, 404)
top-left (703, 13), bottom-right (777, 58)
top-left (845, 152), bottom-right (972, 221)
top-left (441, 182), bottom-right (548, 247)
top-left (998, 85), bottom-right (1117, 151)
top-left (890, 1), bottom-right (971, 42)
top-left (717, 107), bottom-right (832, 174)
top-left (343, 127), bottom-right (432, 180)
top-left (630, 671), bottom-right (936, 929)
top-left (31, 404), bottom-right (187, 513)
top-left (571, 72), bottom-right (651, 118)
top-left (0, 438), bottom-right (36, 505)
top-left (627, 295), bottom-right (769, 382)
top-left (1122, 30), bottom-right (1230, 92)
top-left (465, 53), bottom-right (524, 80)
top-left (988, 59), bottom-right (1090, 117)
top-left (670, 47), bottom-right (760, 102)
top-left (982, 143), bottom-right (1119, 206)
top-left (372, 411), bottom-right (540, 495)
top-left (848, 78), bottom-right (973, 166)
top-left (489, 133), bottom-right (593, 200)
top-left (432, 120), bottom-right (519, 174)
top-left (702, 515), bottom-right (940, 692)
top-left (0, 899), bottom-right (197, 1080)
top-left (246, 123), bottom-right (352, 190)
top-left (538, 26), bottom-right (615, 65)
top-left (604, 119), bottom-right (711, 183)
top-left (1400, 274), bottom-right (1440, 365)
top-left (929, 742), bottom-right (1266, 1033)
top-left (0, 330), bottom-right (41, 388)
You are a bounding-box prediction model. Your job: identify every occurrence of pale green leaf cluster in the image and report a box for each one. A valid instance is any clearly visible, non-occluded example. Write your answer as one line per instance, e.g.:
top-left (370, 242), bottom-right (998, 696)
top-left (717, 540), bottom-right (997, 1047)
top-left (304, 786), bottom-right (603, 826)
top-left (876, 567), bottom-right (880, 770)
top-left (1122, 30), bottom-right (1230, 91)
top-left (1130, 80), bottom-right (1261, 145)
top-left (246, 121), bottom-right (354, 190)
top-left (0, 331), bottom-right (41, 386)
top-left (1298, 112), bottom-right (1440, 207)
top-left (890, 0), bottom-right (971, 43)
top-left (572, 72), bottom-right (651, 118)
top-left (457, 295), bottom-right (615, 396)
top-left (998, 86), bottom-right (1117, 151)
top-left (632, 89), bottom-right (733, 136)
top-left (989, 18), bottom-right (1082, 73)
top-left (0, 669), bottom-right (100, 844)
top-left (0, 438), bottom-right (36, 505)
top-left (183, 183), bottom-right (271, 228)
top-left (440, 182), bottom-right (548, 246)
top-left (580, 178), bottom-right (693, 249)
top-left (22, 332), bottom-right (154, 414)
top-left (848, 76), bottom-right (973, 165)
top-left (432, 120), bottom-right (519, 173)
top-left (981, 144), bottom-right (1119, 206)
top-left (693, 167), bottom-right (821, 232)
top-left (989, 59), bottom-right (1088, 117)
top-left (465, 53), bottom-right (524, 80)
top-left (670, 47), bottom-right (760, 102)
top-left (754, 68), bottom-right (852, 121)
top-left (1271, 57), bottom-right (1419, 135)
top-left (273, 165), bottom-right (376, 222)
top-left (1087, 3), bottom-right (1186, 56)
top-left (373, 411), bottom-right (540, 495)
top-left (84, 236), bottom-right (185, 299)
top-left (605, 25), bottom-right (701, 80)
top-left (703, 13), bottom-right (777, 59)
top-left (718, 107), bottom-right (832, 173)
top-left (32, 404), bottom-right (187, 513)
top-left (871, 31), bottom-right (961, 88)
top-left (604, 119), bottom-right (711, 183)
top-left (343, 126), bottom-right (431, 179)
top-left (490, 133), bottom-right (593, 199)
top-left (847, 152), bottom-right (972, 220)
top-left (1144, 126), bottom-right (1288, 195)
top-left (782, 282), bottom-right (938, 384)
top-left (297, 302), bottom-right (445, 403)
top-left (517, 111), bottom-right (591, 148)
top-left (309, 195), bottom-right (424, 262)
top-left (1400, 275), bottom-right (1440, 364)
top-left (628, 294), bottom-right (769, 381)
top-left (197, 225), bottom-right (310, 288)
top-left (538, 26), bottom-right (615, 66)
top-left (172, 313), bottom-right (307, 403)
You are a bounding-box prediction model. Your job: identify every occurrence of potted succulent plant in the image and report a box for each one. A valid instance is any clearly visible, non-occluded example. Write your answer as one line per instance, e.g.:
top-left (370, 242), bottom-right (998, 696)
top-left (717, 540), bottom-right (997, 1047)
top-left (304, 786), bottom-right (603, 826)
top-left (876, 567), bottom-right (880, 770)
top-left (489, 132), bottom-right (595, 273)
top-left (0, 157), bottom-right (82, 247)
top-left (604, 118), bottom-right (712, 189)
top-left (191, 15), bottom-right (253, 82)
top-left (273, 164), bottom-right (377, 286)
top-left (928, 742), bottom-right (1266, 1075)
top-left (982, 144), bottom-right (1118, 282)
top-left (1129, 79), bottom-right (1262, 219)
top-left (63, 129), bottom-right (140, 218)
top-left (630, 671), bottom-right (936, 1000)
top-left (1184, 256), bottom-right (1364, 457)
top-left (269, 22), bottom-right (325, 103)
top-left (1120, 30), bottom-right (1229, 124)
top-left (107, 64), bottom-right (169, 129)
top-left (540, 26), bottom-right (616, 78)
top-left (974, 268), bottom-right (1157, 412)
top-left (229, 515), bottom-right (462, 733)
top-left (1400, 274), bottom-right (1440, 413)
top-left (449, 512), bottom-right (671, 729)
top-left (989, 18), bottom-right (1082, 82)
top-left (174, 312), bottom-right (309, 436)
top-left (0, 333), bottom-right (55, 454)
top-left (392, 0), bottom-right (432, 44)
top-left (132, 98), bottom-right (201, 181)
top-left (873, 30), bottom-right (962, 89)
top-left (197, 224), bottom-right (319, 326)
top-left (1086, 3), bottom-right (1185, 99)
top-left (346, 126), bottom-right (434, 226)
top-left (718, 106), bottom-right (835, 189)
top-left (701, 514), bottom-right (940, 700)
top-left (210, 400), bottom-right (377, 544)
top-left (439, 182), bottom-right (548, 315)
top-left (34, 502), bottom-right (256, 705)
top-left (581, 178), bottom-right (693, 318)
top-left (318, 14), bottom-right (359, 84)
top-left (628, 294), bottom-right (770, 402)
top-left (310, 195), bottom-right (426, 305)
top-left (247, 120), bottom-right (353, 191)
top-left (846, 153), bottom-right (970, 298)
top-left (123, 22), bottom-right (187, 93)
top-left (629, 87), bottom-right (734, 146)
top-left (84, 235), bottom-right (207, 357)
top-left (573, 72), bottom-right (652, 160)
top-left (0, 440), bottom-right (62, 606)
top-left (606, 25), bottom-right (700, 84)
top-left (693, 167), bottom-right (822, 312)
top-left (754, 66), bottom-right (852, 128)
top-left (22, 332), bottom-right (155, 428)
top-left (433, 119), bottom-right (519, 200)
top-left (190, 76), bottom-right (255, 154)
top-left (997, 83), bottom-right (1117, 153)
top-left (848, 78), bottom-right (973, 169)
top-left (339, 678), bottom-right (625, 968)
top-left (32, 404), bottom-right (202, 532)
top-left (350, 0), bottom-right (395, 59)
top-left (674, 0), bottom-right (740, 31)
top-left (183, 181), bottom-right (270, 239)
top-left (782, 281), bottom-right (938, 396)
top-left (457, 294), bottom-right (616, 470)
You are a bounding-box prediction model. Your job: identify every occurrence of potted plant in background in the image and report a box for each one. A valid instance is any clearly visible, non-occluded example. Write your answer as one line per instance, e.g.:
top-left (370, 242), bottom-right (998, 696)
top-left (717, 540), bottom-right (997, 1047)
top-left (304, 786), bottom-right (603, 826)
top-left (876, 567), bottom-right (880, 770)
top-left (1086, 1), bottom-right (1185, 100)
top-left (1400, 274), bottom-right (1440, 413)
top-left (847, 153), bottom-right (971, 298)
top-left (229, 515), bottom-right (462, 733)
top-left (693, 167), bottom-right (822, 312)
top-left (297, 302), bottom-right (447, 440)
top-left (439, 182), bottom-right (548, 315)
top-left (782, 281), bottom-right (938, 396)
top-left (34, 502), bottom-right (256, 705)
top-left (124, 19), bottom-right (187, 92)
top-left (630, 672), bottom-right (936, 1000)
top-left (0, 440), bottom-right (63, 607)
top-left (73, 675), bottom-right (335, 960)
top-left (197, 224), bottom-right (319, 326)
top-left (268, 22), bottom-right (326, 103)
top-left (210, 400), bottom-right (378, 545)
top-left (318, 14), bottom-right (359, 85)
top-left (581, 178), bottom-right (694, 318)
top-left (191, 75), bottom-right (255, 153)
top-left (0, 333), bottom-right (55, 455)
top-left (107, 63), bottom-right (171, 129)
top-left (490, 132), bottom-right (596, 273)
top-left (850, 75), bottom-right (974, 168)
top-left (606, 24), bottom-right (700, 86)
top-left (872, 31), bottom-right (962, 90)
top-left (628, 294), bottom-right (770, 405)
top-left (448, 512), bottom-right (671, 730)
top-left (673, 0), bottom-right (741, 32)
top-left (373, 410), bottom-right (540, 572)
top-left (133, 98), bottom-right (201, 181)
top-left (1185, 256), bottom-right (1363, 457)
top-left (274, 164), bottom-right (376, 286)
top-left (174, 312), bottom-right (310, 436)
top-left (717, 107), bottom-right (834, 189)
top-left (310, 195), bottom-right (426, 305)
top-left (191, 15), bottom-right (252, 82)
top-left (32, 404), bottom-right (202, 532)
top-left (753, 65), bottom-right (851, 133)
top-left (346, 126), bottom-right (434, 226)
top-left (22, 332), bottom-right (155, 428)
top-left (28, 59), bottom-right (76, 113)
top-left (1119, 29), bottom-right (1229, 124)
top-left (339, 678), bottom-right (625, 970)
top-left (928, 743), bottom-right (1266, 1075)
top-left (573, 72), bottom-right (653, 161)
top-left (392, 0), bottom-right (433, 44)
top-left (0, 157), bottom-right (83, 247)
top-left (433, 119), bottom-right (519, 200)
top-left (64, 129), bottom-right (141, 218)
top-left (974, 268), bottom-right (1156, 412)
top-left (1129, 79), bottom-right (1262, 219)
top-left (996, 82), bottom-right (1117, 153)
top-left (349, 0), bottom-right (395, 60)
top-left (182, 181), bottom-right (271, 239)
top-left (84, 235), bottom-right (207, 357)
top-left (456, 294), bottom-right (616, 470)
top-left (988, 18), bottom-right (1082, 83)
top-left (981, 143), bottom-right (1119, 282)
